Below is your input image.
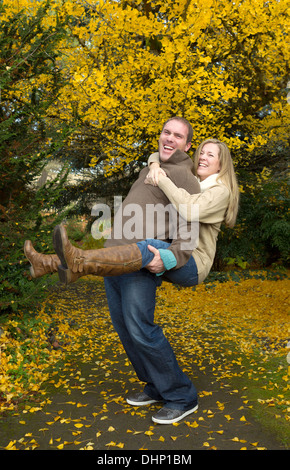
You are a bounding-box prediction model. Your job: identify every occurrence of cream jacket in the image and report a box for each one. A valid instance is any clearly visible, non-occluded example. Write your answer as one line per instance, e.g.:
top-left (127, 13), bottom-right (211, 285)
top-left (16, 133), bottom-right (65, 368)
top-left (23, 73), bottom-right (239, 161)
top-left (148, 152), bottom-right (230, 283)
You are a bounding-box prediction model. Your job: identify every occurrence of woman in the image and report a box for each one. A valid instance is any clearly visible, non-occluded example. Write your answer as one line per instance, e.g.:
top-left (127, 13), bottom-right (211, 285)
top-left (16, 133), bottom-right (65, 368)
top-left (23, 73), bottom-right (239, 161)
top-left (145, 138), bottom-right (239, 284)
top-left (24, 138), bottom-right (239, 286)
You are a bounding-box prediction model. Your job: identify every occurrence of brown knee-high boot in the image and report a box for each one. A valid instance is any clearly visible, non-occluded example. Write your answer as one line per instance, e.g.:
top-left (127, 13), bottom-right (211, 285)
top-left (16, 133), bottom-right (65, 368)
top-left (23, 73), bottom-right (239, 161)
top-left (24, 240), bottom-right (60, 278)
top-left (53, 224), bottom-right (143, 285)
top-left (24, 240), bottom-right (81, 282)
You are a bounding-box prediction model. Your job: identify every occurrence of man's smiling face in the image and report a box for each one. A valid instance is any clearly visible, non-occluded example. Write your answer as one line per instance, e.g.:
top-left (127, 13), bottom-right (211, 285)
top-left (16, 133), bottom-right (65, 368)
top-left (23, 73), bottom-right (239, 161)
top-left (158, 119), bottom-right (191, 162)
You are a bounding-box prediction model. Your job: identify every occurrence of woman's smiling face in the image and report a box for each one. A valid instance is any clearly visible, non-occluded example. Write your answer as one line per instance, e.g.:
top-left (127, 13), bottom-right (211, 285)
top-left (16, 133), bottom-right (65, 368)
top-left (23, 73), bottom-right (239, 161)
top-left (197, 142), bottom-right (221, 181)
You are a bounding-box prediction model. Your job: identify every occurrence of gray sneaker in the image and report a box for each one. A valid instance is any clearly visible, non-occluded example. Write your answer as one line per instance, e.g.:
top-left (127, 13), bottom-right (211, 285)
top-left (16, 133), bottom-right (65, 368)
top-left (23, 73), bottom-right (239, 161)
top-left (126, 392), bottom-right (160, 406)
top-left (152, 403), bottom-right (198, 424)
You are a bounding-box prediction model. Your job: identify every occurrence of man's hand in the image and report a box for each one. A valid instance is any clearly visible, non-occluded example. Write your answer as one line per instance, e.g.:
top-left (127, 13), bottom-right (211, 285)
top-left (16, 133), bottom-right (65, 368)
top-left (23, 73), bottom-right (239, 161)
top-left (145, 245), bottom-right (165, 273)
top-left (145, 162), bottom-right (167, 186)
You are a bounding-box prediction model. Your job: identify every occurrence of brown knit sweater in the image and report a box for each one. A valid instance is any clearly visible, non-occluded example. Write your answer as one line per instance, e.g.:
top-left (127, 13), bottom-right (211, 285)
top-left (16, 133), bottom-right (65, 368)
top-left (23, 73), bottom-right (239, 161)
top-left (105, 150), bottom-right (200, 269)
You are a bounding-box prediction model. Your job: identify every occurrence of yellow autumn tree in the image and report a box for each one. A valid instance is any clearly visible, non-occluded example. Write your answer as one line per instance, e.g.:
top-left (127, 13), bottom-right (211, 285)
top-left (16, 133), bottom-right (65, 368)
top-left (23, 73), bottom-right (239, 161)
top-left (3, 0), bottom-right (289, 175)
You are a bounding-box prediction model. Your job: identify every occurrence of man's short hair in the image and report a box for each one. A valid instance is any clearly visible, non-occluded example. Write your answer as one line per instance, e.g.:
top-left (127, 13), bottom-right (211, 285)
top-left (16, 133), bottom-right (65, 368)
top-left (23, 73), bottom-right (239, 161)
top-left (162, 116), bottom-right (193, 144)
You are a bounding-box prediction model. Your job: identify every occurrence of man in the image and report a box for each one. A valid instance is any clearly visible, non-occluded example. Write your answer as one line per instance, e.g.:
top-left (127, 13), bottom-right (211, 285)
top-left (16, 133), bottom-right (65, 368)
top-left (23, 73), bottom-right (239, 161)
top-left (26, 117), bottom-right (200, 424)
top-left (103, 117), bottom-right (200, 424)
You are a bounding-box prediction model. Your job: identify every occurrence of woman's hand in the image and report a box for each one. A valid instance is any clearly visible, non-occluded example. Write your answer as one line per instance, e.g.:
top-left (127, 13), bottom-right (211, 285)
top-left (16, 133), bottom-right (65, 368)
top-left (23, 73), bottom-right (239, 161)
top-left (145, 162), bottom-right (167, 186)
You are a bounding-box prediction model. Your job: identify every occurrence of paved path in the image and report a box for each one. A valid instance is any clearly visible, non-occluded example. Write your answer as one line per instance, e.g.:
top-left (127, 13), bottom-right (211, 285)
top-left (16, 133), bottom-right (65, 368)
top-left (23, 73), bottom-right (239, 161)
top-left (0, 279), bottom-right (287, 453)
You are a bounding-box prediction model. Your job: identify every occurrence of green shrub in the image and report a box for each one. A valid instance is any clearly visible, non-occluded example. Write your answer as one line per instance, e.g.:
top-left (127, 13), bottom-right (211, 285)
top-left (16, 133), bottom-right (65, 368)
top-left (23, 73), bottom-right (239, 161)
top-left (215, 172), bottom-right (289, 269)
top-left (0, 3), bottom-right (72, 314)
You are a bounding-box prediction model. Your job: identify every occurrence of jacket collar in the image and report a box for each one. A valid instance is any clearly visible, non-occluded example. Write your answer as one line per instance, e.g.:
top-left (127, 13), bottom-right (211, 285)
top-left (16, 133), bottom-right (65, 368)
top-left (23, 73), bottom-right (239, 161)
top-left (198, 173), bottom-right (221, 192)
top-left (158, 150), bottom-right (194, 171)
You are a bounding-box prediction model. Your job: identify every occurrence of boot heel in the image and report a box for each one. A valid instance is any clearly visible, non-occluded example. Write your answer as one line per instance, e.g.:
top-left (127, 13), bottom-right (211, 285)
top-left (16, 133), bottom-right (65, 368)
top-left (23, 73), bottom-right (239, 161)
top-left (53, 225), bottom-right (68, 268)
top-left (57, 265), bottom-right (70, 285)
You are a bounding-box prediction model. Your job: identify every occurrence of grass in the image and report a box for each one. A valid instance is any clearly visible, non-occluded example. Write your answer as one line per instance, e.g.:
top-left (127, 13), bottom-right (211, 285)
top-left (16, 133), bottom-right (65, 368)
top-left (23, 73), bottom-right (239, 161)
top-left (229, 352), bottom-right (289, 447)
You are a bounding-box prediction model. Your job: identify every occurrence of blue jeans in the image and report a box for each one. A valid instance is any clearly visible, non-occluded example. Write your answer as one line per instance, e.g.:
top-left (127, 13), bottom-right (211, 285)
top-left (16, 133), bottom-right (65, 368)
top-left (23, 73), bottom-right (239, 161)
top-left (137, 238), bottom-right (199, 287)
top-left (104, 240), bottom-right (198, 410)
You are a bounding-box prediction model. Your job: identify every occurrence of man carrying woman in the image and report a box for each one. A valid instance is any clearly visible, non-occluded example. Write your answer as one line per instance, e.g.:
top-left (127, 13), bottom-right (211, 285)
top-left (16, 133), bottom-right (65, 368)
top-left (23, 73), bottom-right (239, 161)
top-left (24, 117), bottom-right (239, 424)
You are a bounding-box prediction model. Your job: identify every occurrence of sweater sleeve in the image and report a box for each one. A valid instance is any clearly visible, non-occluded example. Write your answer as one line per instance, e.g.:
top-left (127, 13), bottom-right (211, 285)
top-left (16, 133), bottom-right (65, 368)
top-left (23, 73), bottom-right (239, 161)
top-left (160, 161), bottom-right (200, 269)
top-left (148, 152), bottom-right (160, 165)
top-left (158, 174), bottom-right (229, 224)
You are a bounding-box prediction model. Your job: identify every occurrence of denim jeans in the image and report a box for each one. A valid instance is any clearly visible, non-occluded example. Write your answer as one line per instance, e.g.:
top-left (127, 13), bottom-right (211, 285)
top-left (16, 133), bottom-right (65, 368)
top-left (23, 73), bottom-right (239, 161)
top-left (104, 240), bottom-right (198, 410)
top-left (137, 238), bottom-right (199, 287)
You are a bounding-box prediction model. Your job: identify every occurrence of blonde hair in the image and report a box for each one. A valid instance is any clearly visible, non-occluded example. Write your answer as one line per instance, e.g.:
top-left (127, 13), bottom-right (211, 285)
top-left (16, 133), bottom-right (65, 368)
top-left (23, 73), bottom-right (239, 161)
top-left (193, 139), bottom-right (240, 228)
